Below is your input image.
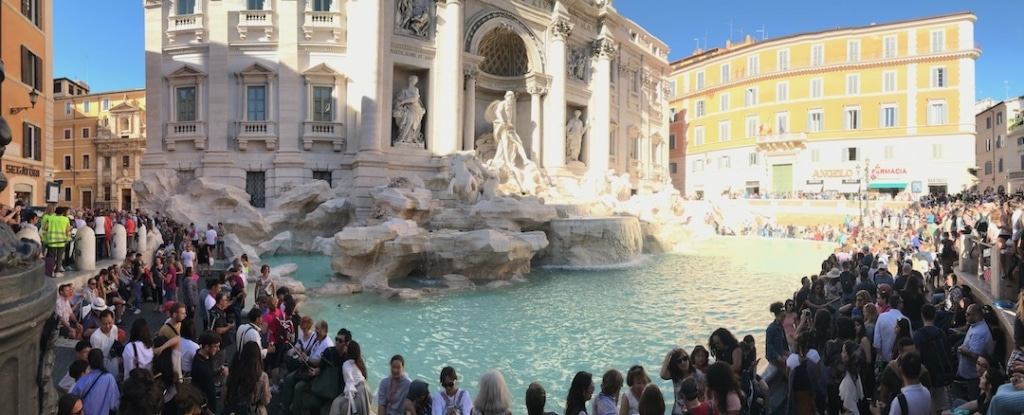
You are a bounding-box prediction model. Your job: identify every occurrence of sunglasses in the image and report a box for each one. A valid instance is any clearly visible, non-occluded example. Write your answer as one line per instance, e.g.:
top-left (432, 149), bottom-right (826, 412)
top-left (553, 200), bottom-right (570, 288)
top-left (443, 381), bottom-right (457, 388)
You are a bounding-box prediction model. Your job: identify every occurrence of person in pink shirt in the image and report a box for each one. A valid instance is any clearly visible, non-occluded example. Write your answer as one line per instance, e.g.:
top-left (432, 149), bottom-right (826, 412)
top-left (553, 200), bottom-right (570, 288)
top-left (262, 295), bottom-right (288, 372)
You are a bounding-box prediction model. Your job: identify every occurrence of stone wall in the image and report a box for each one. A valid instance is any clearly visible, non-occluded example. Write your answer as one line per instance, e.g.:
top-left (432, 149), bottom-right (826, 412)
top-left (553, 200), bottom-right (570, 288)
top-left (0, 264), bottom-right (57, 414)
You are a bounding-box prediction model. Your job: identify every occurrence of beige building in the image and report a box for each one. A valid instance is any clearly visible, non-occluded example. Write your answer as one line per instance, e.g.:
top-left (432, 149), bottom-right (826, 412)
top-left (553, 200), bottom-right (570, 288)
top-left (53, 77), bottom-right (146, 210)
top-left (975, 97), bottom-right (1022, 193)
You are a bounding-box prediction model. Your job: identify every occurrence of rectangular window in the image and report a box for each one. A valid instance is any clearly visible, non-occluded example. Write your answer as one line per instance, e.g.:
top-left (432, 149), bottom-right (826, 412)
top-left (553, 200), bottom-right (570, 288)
top-left (83, 100), bottom-right (91, 112)
top-left (811, 149), bottom-right (820, 162)
top-left (313, 170), bottom-right (332, 185)
top-left (631, 71), bottom-right (640, 93)
top-left (744, 88), bottom-right (757, 106)
top-left (694, 126), bottom-right (705, 146)
top-left (669, 134), bottom-right (676, 150)
top-left (247, 0), bottom-right (265, 10)
top-left (931, 30), bottom-right (945, 53)
top-left (20, 46), bottom-right (43, 91)
top-left (718, 121), bottom-right (731, 142)
top-left (64, 188), bottom-right (72, 202)
top-left (103, 156), bottom-right (111, 169)
top-left (313, 86), bottom-right (334, 122)
top-left (695, 71), bottom-right (705, 90)
top-left (747, 55), bottom-right (759, 76)
top-left (807, 110), bottom-right (824, 133)
top-left (811, 44), bottom-right (824, 66)
top-left (810, 78), bottom-right (823, 98)
top-left (21, 0), bottom-right (42, 27)
top-left (883, 35), bottom-right (898, 58)
top-left (776, 82), bottom-right (788, 102)
top-left (884, 145), bottom-right (894, 160)
top-left (246, 85), bottom-right (267, 121)
top-left (987, 117), bottom-right (992, 129)
top-left (932, 144), bottom-right (943, 160)
top-left (999, 158), bottom-right (1004, 173)
top-left (692, 160), bottom-right (703, 173)
top-left (845, 107), bottom-right (861, 130)
top-left (83, 155), bottom-right (91, 169)
top-left (176, 0), bottom-right (196, 14)
top-left (997, 112), bottom-right (1003, 125)
top-left (847, 40), bottom-right (861, 62)
top-left (313, 0), bottom-right (332, 12)
top-left (176, 86), bottom-right (197, 121)
top-left (883, 71), bottom-right (897, 92)
top-left (102, 98), bottom-right (110, 111)
top-left (844, 147), bottom-right (859, 162)
top-left (775, 112), bottom-right (789, 134)
top-left (669, 162), bottom-right (678, 174)
top-left (719, 93), bottom-right (729, 112)
top-left (718, 156), bottom-right (731, 169)
top-left (881, 105), bottom-right (898, 128)
top-left (22, 122), bottom-right (41, 161)
top-left (104, 185), bottom-right (112, 201)
top-left (64, 155), bottom-right (72, 170)
top-left (777, 49), bottom-right (790, 71)
top-left (63, 129), bottom-right (71, 140)
top-left (748, 152), bottom-right (759, 167)
top-left (122, 155), bottom-right (131, 168)
top-left (745, 116), bottom-right (758, 138)
top-left (931, 67), bottom-right (946, 88)
top-left (695, 100), bottom-right (706, 117)
top-left (82, 128), bottom-right (90, 138)
top-left (846, 74), bottom-right (860, 95)
top-left (928, 101), bottom-right (947, 125)
top-left (64, 102), bottom-right (73, 115)
top-left (720, 63), bottom-right (731, 83)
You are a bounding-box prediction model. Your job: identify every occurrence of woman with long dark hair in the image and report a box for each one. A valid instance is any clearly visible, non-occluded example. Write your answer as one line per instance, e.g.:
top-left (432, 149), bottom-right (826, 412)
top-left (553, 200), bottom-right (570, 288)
top-left (123, 318), bottom-right (175, 380)
top-left (837, 341), bottom-right (867, 414)
top-left (660, 348), bottom-right (706, 415)
top-left (690, 346), bottom-right (710, 374)
top-left (152, 335), bottom-right (181, 415)
top-left (708, 328), bottom-right (743, 375)
top-left (705, 362), bottom-right (743, 415)
top-left (224, 341), bottom-right (271, 414)
top-left (331, 340), bottom-right (374, 415)
top-left (619, 365), bottom-right (649, 415)
top-left (565, 371), bottom-right (594, 415)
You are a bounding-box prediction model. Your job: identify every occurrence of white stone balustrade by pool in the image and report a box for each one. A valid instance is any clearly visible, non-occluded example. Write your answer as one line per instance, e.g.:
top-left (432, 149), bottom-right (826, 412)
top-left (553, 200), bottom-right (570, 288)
top-left (75, 226), bottom-right (96, 272)
top-left (111, 224), bottom-right (127, 261)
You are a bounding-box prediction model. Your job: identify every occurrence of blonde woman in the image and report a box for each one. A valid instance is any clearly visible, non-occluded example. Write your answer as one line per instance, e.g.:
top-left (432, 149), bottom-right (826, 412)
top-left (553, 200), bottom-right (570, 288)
top-left (472, 370), bottom-right (513, 415)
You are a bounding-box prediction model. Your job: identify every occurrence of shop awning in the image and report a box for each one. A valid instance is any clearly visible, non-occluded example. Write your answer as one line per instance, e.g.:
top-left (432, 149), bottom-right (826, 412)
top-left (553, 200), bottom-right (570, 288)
top-left (868, 182), bottom-right (907, 189)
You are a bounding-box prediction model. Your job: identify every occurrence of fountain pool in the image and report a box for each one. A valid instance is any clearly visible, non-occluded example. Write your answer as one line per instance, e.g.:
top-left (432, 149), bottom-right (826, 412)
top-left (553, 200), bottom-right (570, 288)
top-left (264, 236), bottom-right (835, 412)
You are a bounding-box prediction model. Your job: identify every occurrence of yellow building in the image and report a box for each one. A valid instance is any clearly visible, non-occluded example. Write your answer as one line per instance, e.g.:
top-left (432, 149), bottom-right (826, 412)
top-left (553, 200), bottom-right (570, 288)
top-left (670, 12), bottom-right (978, 198)
top-left (53, 78), bottom-right (146, 210)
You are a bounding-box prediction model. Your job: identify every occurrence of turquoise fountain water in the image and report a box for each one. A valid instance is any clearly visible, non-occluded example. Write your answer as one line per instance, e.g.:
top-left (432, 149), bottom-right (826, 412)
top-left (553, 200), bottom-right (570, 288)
top-left (264, 236), bottom-right (834, 413)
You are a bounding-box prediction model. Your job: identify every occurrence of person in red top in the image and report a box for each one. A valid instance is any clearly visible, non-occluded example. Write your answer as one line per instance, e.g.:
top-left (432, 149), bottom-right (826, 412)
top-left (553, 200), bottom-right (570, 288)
top-left (125, 215), bottom-right (136, 251)
top-left (262, 295), bottom-right (289, 372)
top-left (677, 377), bottom-right (709, 415)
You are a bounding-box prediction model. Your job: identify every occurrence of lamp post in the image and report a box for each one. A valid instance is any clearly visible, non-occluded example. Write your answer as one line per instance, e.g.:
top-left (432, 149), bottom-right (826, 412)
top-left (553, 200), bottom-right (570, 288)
top-left (8, 88), bottom-right (39, 115)
top-left (861, 158), bottom-right (870, 228)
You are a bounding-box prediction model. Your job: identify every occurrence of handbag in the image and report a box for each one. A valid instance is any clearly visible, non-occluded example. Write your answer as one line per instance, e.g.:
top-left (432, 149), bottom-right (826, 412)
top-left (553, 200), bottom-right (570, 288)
top-left (311, 363), bottom-right (342, 400)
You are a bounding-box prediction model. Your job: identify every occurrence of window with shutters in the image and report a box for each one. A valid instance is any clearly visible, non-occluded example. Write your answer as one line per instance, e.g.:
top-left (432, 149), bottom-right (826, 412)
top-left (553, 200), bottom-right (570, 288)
top-left (775, 112), bottom-right (789, 134)
top-left (930, 30), bottom-right (945, 53)
top-left (810, 78), bottom-right (823, 98)
top-left (747, 55), bottom-right (759, 76)
top-left (693, 126), bottom-right (705, 146)
top-left (807, 110), bottom-right (824, 133)
top-left (844, 107), bottom-right (861, 130)
top-left (695, 100), bottom-right (706, 117)
top-left (720, 63), bottom-right (731, 83)
top-left (777, 49), bottom-right (790, 71)
top-left (883, 71), bottom-right (897, 92)
top-left (744, 88), bottom-right (758, 106)
top-left (83, 155), bottom-right (91, 169)
top-left (745, 116), bottom-right (758, 138)
top-left (847, 40), bottom-right (861, 62)
top-left (883, 35), bottom-right (898, 58)
top-left (718, 121), bottom-right (731, 142)
top-left (63, 155), bottom-right (72, 170)
top-left (64, 102), bottom-right (73, 115)
top-left (776, 82), bottom-right (788, 102)
top-left (881, 105), bottom-right (898, 128)
top-left (811, 44), bottom-right (824, 66)
top-left (82, 128), bottom-right (90, 138)
top-left (884, 145), bottom-right (894, 160)
top-left (846, 74), bottom-right (860, 95)
top-left (20, 46), bottom-right (43, 91)
top-left (928, 100), bottom-right (947, 125)
top-left (21, 0), bottom-right (42, 28)
top-left (931, 67), bottom-right (946, 88)
top-left (22, 122), bottom-right (42, 161)
top-left (695, 71), bottom-right (705, 90)
top-left (719, 93), bottom-right (730, 112)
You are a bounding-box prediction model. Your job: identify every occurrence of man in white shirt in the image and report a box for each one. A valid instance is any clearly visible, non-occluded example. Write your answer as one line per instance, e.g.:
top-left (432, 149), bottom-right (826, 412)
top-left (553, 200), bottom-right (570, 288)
top-left (181, 244), bottom-right (196, 270)
top-left (205, 224), bottom-right (217, 265)
top-left (236, 307), bottom-right (273, 358)
top-left (956, 304), bottom-right (993, 401)
top-left (94, 214), bottom-right (107, 259)
top-left (874, 294), bottom-right (909, 363)
top-left (89, 310), bottom-right (121, 374)
top-left (888, 351), bottom-right (932, 415)
top-left (56, 283), bottom-right (83, 339)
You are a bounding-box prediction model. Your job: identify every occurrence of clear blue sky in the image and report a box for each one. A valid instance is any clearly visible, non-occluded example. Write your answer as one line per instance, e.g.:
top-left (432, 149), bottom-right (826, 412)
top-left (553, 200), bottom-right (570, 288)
top-left (55, 0), bottom-right (1023, 100)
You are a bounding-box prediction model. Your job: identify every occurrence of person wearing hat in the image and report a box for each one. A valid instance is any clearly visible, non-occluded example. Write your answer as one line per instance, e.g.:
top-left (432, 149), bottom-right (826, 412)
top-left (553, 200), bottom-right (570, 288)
top-left (405, 379), bottom-right (432, 415)
top-left (81, 297), bottom-right (110, 339)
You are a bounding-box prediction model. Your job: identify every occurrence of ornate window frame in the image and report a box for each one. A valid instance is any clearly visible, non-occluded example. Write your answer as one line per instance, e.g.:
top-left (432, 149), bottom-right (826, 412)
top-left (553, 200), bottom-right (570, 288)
top-left (164, 64), bottom-right (207, 151)
top-left (302, 63), bottom-right (347, 152)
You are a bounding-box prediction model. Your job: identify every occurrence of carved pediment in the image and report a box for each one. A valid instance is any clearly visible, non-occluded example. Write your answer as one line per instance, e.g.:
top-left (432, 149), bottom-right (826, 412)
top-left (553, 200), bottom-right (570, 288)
top-left (239, 62), bottom-right (276, 76)
top-left (165, 64), bottom-right (206, 80)
top-left (302, 63), bottom-right (345, 78)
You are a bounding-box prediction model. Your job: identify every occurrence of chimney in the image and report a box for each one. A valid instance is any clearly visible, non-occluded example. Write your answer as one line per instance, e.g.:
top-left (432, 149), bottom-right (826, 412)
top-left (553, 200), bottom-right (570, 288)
top-left (744, 34), bottom-right (753, 45)
top-left (725, 39), bottom-right (733, 49)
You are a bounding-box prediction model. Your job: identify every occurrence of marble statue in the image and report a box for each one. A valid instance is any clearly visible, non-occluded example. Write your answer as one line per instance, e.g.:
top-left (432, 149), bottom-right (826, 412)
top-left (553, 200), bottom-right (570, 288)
top-left (487, 92), bottom-right (531, 171)
top-left (568, 47), bottom-right (588, 81)
top-left (565, 110), bottom-right (588, 164)
top-left (393, 75), bottom-right (426, 145)
top-left (395, 0), bottom-right (430, 38)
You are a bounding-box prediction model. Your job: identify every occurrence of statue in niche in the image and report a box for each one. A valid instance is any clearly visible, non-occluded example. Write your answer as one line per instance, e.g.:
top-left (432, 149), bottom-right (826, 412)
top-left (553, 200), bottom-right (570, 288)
top-left (393, 75), bottom-right (426, 145)
top-left (487, 91), bottom-right (530, 171)
top-left (565, 110), bottom-right (588, 165)
top-left (567, 47), bottom-right (588, 81)
top-left (396, 0), bottom-right (430, 38)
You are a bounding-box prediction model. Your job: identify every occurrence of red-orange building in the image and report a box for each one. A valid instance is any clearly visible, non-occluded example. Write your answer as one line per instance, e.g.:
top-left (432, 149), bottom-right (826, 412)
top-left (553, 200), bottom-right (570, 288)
top-left (1, 0), bottom-right (53, 206)
top-left (669, 108), bottom-right (687, 193)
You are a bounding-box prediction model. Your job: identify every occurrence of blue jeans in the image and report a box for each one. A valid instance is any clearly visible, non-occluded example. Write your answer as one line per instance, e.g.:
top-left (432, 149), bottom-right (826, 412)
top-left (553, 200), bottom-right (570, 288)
top-left (96, 234), bottom-right (107, 260)
top-left (132, 280), bottom-right (142, 309)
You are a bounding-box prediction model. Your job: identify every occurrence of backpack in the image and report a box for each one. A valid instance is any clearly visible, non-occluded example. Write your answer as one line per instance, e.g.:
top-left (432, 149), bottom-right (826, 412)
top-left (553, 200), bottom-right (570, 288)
top-left (441, 390), bottom-right (466, 415)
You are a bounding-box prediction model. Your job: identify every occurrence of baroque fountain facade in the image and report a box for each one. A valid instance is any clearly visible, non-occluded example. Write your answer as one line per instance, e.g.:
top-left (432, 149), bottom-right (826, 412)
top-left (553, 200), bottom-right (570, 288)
top-left (136, 0), bottom-right (687, 296)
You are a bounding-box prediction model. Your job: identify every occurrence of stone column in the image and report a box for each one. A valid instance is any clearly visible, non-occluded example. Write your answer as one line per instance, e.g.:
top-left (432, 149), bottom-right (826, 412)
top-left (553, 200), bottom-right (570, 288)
top-left (527, 85), bottom-right (547, 163)
top-left (75, 226), bottom-right (96, 271)
top-left (272, 0), bottom-right (306, 195)
top-left (353, 0), bottom-right (385, 154)
top-left (588, 35), bottom-right (616, 174)
top-left (432, 0), bottom-right (463, 155)
top-left (111, 224), bottom-right (127, 260)
top-left (141, 0), bottom-right (166, 170)
top-left (543, 12), bottom-right (572, 170)
top-left (199, 0), bottom-right (236, 185)
top-left (462, 67), bottom-right (478, 151)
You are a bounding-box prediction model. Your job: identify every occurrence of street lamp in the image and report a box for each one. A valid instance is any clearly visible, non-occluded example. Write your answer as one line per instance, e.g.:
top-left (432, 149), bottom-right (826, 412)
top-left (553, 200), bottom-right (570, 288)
top-left (9, 89), bottom-right (39, 115)
top-left (860, 158), bottom-right (870, 228)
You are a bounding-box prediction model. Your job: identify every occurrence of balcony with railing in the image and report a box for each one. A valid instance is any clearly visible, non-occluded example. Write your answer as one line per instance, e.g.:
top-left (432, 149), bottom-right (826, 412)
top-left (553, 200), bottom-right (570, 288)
top-left (166, 13), bottom-right (205, 44)
top-left (237, 9), bottom-right (274, 41)
top-left (165, 121), bottom-right (207, 151)
top-left (302, 121), bottom-right (346, 152)
top-left (755, 132), bottom-right (807, 153)
top-left (303, 10), bottom-right (343, 42)
top-left (236, 121), bottom-right (277, 151)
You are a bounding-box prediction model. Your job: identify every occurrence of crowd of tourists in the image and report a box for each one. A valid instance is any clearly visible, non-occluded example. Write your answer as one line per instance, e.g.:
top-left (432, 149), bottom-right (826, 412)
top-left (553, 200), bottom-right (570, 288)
top-left (20, 190), bottom-right (1024, 415)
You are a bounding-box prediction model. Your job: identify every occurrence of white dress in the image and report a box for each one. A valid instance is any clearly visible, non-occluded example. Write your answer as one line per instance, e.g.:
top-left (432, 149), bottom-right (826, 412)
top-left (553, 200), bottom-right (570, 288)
top-left (838, 372), bottom-right (863, 415)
